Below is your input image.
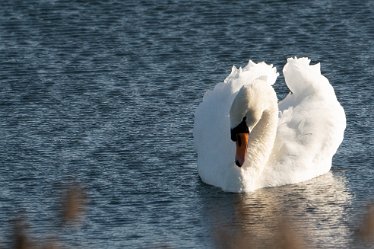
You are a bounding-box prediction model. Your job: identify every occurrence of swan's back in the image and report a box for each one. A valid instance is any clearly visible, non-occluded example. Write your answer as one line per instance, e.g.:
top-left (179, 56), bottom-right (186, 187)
top-left (265, 58), bottom-right (346, 186)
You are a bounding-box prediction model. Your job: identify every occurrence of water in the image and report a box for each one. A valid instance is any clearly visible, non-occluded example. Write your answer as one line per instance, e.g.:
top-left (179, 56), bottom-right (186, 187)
top-left (0, 0), bottom-right (373, 248)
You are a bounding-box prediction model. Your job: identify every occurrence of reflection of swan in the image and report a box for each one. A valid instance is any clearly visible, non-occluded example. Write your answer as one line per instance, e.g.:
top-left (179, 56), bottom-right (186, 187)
top-left (194, 57), bottom-right (346, 192)
top-left (199, 172), bottom-right (352, 248)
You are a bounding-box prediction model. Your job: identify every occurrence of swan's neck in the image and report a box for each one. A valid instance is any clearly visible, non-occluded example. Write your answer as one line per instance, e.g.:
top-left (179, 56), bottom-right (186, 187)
top-left (244, 108), bottom-right (278, 173)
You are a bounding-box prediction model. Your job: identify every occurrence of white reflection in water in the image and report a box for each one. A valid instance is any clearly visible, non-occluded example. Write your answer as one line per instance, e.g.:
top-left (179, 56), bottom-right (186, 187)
top-left (201, 172), bottom-right (353, 248)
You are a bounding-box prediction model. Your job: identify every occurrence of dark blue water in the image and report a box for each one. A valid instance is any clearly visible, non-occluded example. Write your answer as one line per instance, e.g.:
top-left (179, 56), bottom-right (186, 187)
top-left (0, 0), bottom-right (373, 248)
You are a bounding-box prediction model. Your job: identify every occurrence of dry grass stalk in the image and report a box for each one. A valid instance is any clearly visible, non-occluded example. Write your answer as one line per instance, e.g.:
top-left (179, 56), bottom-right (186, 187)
top-left (61, 184), bottom-right (86, 224)
top-left (213, 217), bottom-right (307, 249)
top-left (12, 218), bottom-right (32, 249)
top-left (357, 204), bottom-right (374, 242)
top-left (276, 219), bottom-right (305, 249)
top-left (214, 227), bottom-right (254, 249)
top-left (5, 184), bottom-right (86, 249)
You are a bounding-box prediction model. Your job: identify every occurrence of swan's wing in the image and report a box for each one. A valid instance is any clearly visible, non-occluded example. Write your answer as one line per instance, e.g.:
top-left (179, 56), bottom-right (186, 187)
top-left (266, 58), bottom-right (346, 185)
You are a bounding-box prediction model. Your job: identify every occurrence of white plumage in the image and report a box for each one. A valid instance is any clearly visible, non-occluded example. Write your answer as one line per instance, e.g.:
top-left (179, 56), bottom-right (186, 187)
top-left (193, 57), bottom-right (346, 192)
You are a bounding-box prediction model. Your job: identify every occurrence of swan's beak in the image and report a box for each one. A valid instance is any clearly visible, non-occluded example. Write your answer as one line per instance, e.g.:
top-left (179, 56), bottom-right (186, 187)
top-left (235, 133), bottom-right (249, 167)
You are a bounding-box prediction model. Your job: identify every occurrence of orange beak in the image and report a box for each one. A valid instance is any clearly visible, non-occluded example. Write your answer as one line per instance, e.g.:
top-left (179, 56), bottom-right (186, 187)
top-left (235, 133), bottom-right (249, 167)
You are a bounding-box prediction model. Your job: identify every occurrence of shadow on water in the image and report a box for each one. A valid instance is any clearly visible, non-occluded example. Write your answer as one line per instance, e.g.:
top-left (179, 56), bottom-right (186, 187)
top-left (197, 172), bottom-right (359, 248)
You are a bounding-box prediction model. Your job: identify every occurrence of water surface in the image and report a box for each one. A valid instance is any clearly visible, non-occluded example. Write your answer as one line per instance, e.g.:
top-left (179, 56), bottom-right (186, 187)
top-left (0, 0), bottom-right (373, 248)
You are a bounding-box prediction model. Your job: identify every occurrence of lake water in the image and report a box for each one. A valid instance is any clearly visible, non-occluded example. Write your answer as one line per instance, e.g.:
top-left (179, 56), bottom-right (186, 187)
top-left (0, 0), bottom-right (373, 248)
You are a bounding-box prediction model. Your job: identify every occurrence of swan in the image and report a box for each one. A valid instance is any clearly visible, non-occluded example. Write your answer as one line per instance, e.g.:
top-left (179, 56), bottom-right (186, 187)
top-left (193, 57), bottom-right (346, 192)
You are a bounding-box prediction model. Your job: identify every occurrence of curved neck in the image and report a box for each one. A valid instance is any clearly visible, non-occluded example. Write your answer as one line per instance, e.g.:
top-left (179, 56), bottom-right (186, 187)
top-left (244, 108), bottom-right (278, 172)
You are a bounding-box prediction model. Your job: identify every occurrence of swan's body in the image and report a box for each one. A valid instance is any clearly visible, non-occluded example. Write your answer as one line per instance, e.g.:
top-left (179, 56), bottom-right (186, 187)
top-left (193, 57), bottom-right (346, 192)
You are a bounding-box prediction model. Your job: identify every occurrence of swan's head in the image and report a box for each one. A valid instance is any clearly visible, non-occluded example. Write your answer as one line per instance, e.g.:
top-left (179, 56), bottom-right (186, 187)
top-left (229, 79), bottom-right (276, 167)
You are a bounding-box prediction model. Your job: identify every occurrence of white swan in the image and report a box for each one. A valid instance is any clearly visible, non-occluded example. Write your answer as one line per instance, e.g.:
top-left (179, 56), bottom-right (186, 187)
top-left (193, 57), bottom-right (346, 192)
